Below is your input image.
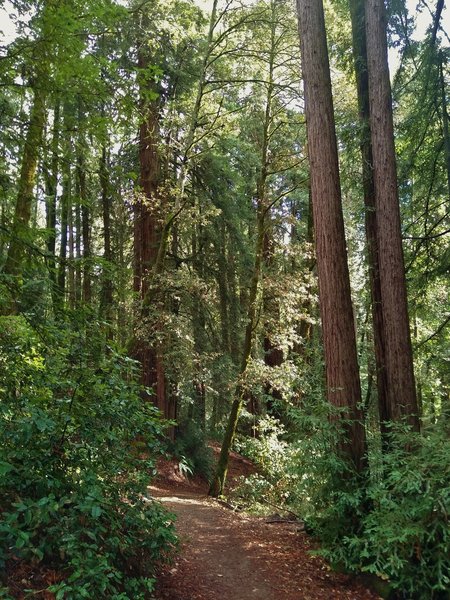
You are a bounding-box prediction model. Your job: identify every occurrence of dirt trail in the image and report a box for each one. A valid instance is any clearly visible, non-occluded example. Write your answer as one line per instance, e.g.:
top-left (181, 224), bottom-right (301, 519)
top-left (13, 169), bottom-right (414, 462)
top-left (151, 457), bottom-right (382, 600)
top-left (152, 488), bottom-right (274, 600)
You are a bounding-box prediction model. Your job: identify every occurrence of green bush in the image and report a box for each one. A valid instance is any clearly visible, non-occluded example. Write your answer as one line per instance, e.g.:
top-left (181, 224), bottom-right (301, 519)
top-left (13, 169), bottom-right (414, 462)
top-left (171, 419), bottom-right (214, 480)
top-left (232, 416), bottom-right (299, 511)
top-left (348, 429), bottom-right (450, 599)
top-left (291, 420), bottom-right (450, 599)
top-left (0, 315), bottom-right (176, 599)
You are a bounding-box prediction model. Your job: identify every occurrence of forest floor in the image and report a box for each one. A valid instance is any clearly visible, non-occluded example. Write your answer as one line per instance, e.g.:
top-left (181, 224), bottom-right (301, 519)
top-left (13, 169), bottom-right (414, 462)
top-left (151, 445), bottom-right (382, 600)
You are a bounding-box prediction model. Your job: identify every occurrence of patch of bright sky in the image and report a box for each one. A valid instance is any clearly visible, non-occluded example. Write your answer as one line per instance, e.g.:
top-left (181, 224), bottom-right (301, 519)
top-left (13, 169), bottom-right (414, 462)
top-left (0, 2), bottom-right (17, 46)
top-left (388, 0), bottom-right (450, 73)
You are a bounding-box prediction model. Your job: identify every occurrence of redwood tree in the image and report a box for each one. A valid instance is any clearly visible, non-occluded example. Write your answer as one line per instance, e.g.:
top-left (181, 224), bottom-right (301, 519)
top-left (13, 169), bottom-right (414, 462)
top-left (133, 43), bottom-right (169, 418)
top-left (348, 0), bottom-right (389, 439)
top-left (296, 0), bottom-right (366, 472)
top-left (366, 0), bottom-right (420, 431)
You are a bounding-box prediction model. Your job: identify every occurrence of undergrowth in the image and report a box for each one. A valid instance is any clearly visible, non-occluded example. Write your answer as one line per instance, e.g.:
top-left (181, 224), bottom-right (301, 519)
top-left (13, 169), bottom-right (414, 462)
top-left (170, 419), bottom-right (214, 481)
top-left (0, 315), bottom-right (176, 599)
top-left (233, 408), bottom-right (450, 599)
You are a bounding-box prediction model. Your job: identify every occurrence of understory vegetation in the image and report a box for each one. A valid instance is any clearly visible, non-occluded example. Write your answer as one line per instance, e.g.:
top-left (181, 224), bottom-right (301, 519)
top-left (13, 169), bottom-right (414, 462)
top-left (231, 413), bottom-right (450, 598)
top-left (0, 315), bottom-right (176, 598)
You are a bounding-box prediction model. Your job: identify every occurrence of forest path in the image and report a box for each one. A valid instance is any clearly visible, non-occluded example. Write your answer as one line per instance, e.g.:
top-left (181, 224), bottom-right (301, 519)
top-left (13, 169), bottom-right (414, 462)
top-left (150, 454), bottom-right (381, 600)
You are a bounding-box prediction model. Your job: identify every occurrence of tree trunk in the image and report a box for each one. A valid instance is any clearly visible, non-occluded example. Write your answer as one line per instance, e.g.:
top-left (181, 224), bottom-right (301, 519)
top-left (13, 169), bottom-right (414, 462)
top-left (296, 0), bottom-right (367, 472)
top-left (133, 36), bottom-right (168, 415)
top-left (366, 0), bottom-right (420, 431)
top-left (100, 144), bottom-right (114, 320)
top-left (44, 98), bottom-right (60, 309)
top-left (3, 64), bottom-right (47, 304)
top-left (348, 0), bottom-right (389, 442)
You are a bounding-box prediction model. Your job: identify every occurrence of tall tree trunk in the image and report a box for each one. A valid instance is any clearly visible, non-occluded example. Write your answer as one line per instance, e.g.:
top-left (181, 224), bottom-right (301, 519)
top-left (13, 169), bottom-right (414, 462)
top-left (133, 36), bottom-right (168, 415)
top-left (348, 0), bottom-right (389, 442)
top-left (296, 0), bottom-right (367, 472)
top-left (366, 0), bottom-right (420, 431)
top-left (3, 61), bottom-right (48, 308)
top-left (100, 144), bottom-right (114, 320)
top-left (45, 97), bottom-right (60, 309)
top-left (134, 0), bottom-right (222, 424)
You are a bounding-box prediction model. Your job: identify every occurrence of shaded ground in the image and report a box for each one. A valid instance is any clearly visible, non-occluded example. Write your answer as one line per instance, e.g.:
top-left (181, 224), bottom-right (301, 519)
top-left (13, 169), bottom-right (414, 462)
top-left (152, 449), bottom-right (382, 600)
top-left (3, 447), bottom-right (382, 599)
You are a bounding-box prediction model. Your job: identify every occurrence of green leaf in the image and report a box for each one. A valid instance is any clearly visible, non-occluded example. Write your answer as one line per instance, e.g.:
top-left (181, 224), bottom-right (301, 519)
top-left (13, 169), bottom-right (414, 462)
top-left (0, 462), bottom-right (14, 476)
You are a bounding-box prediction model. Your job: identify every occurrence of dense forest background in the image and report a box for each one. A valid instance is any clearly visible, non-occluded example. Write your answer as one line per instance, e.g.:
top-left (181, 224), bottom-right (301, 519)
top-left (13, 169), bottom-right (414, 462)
top-left (0, 0), bottom-right (449, 598)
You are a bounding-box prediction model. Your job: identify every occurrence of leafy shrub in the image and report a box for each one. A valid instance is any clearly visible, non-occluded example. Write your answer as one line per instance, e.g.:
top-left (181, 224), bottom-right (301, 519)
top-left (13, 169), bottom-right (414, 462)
top-left (292, 420), bottom-right (450, 599)
top-left (346, 429), bottom-right (450, 599)
top-left (0, 315), bottom-right (176, 599)
top-left (171, 419), bottom-right (214, 480)
top-left (232, 416), bottom-right (299, 511)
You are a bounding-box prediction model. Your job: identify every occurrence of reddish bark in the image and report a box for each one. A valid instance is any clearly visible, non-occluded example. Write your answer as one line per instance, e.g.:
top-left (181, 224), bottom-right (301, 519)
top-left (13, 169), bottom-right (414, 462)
top-left (366, 0), bottom-right (420, 431)
top-left (133, 49), bottom-right (173, 422)
top-left (297, 0), bottom-right (367, 472)
top-left (348, 0), bottom-right (389, 438)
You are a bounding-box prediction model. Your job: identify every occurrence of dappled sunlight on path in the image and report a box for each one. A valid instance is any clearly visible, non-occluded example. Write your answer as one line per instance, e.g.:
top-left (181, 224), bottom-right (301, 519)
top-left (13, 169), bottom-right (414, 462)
top-left (151, 481), bottom-right (382, 600)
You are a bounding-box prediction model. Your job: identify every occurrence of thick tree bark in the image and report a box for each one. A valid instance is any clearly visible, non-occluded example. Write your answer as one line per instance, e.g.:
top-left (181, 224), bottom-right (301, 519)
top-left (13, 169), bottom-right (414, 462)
top-left (132, 27), bottom-right (171, 420)
top-left (348, 0), bottom-right (389, 440)
top-left (366, 0), bottom-right (420, 431)
top-left (134, 87), bottom-right (167, 415)
top-left (296, 0), bottom-right (367, 472)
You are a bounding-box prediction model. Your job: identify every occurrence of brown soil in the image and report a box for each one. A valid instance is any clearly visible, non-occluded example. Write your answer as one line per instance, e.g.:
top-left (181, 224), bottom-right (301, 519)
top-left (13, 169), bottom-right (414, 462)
top-left (152, 447), bottom-right (382, 600)
top-left (3, 447), bottom-right (382, 599)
